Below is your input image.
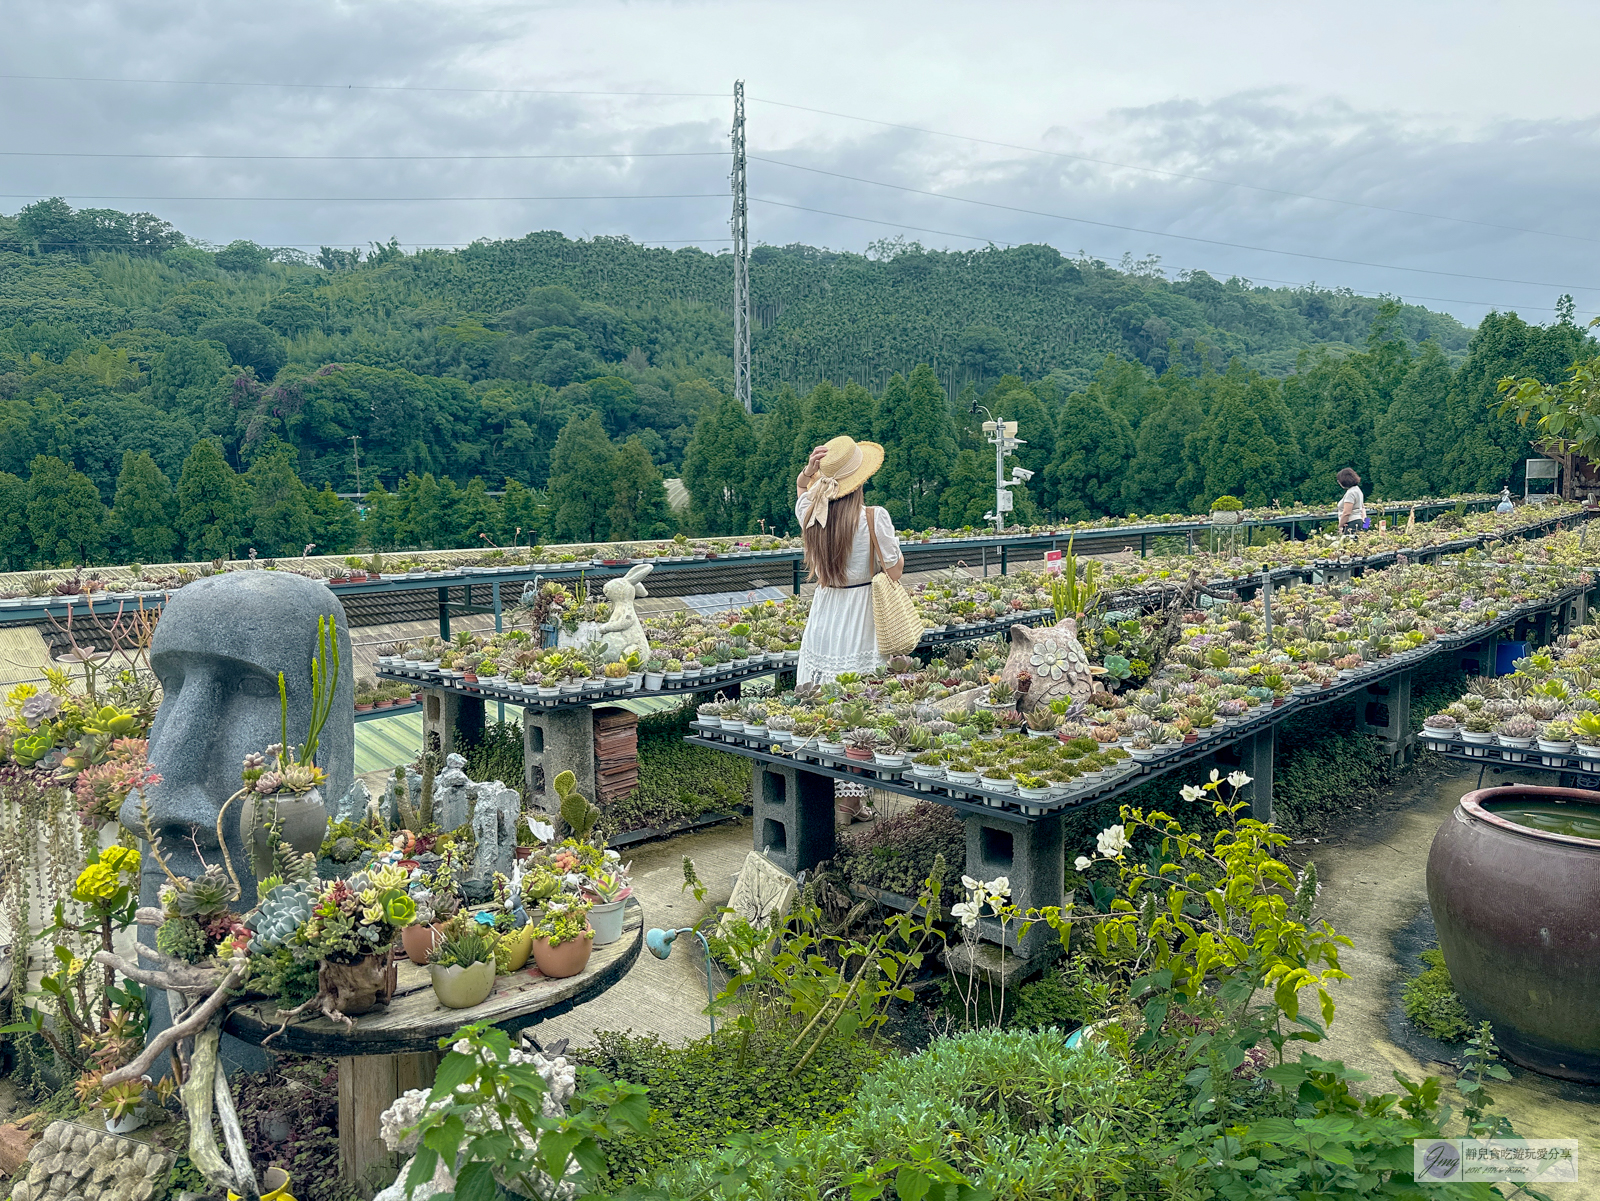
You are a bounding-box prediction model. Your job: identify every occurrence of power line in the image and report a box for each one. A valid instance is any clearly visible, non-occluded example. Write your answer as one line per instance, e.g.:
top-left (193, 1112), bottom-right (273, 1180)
top-left (0, 192), bottom-right (724, 202)
top-left (0, 72), bottom-right (722, 98)
top-left (0, 149), bottom-right (727, 161)
top-left (749, 96), bottom-right (1600, 247)
top-left (750, 196), bottom-right (1581, 315)
top-left (749, 157), bottom-right (1600, 292)
top-left (16, 237), bottom-right (733, 248)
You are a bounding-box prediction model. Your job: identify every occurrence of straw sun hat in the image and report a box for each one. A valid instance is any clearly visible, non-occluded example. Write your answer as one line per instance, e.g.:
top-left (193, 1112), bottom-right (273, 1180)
top-left (801, 435), bottom-right (884, 529)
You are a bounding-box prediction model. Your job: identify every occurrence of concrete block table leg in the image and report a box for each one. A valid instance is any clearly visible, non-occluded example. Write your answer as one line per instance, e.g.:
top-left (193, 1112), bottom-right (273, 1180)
top-left (751, 761), bottom-right (835, 877)
top-left (522, 706), bottom-right (597, 815)
top-left (963, 811), bottom-right (1063, 957)
top-left (1362, 670), bottom-right (1413, 768)
top-left (421, 689), bottom-right (484, 757)
top-left (338, 1051), bottom-right (439, 1186)
top-left (1243, 726), bottom-right (1275, 822)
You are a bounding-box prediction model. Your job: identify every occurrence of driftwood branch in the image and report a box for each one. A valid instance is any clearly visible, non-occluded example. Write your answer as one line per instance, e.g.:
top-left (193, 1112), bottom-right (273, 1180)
top-left (181, 1020), bottom-right (236, 1194)
top-left (93, 950), bottom-right (221, 995)
top-left (102, 961), bottom-right (246, 1086)
top-left (135, 906), bottom-right (168, 927)
top-left (214, 1062), bottom-right (259, 1201)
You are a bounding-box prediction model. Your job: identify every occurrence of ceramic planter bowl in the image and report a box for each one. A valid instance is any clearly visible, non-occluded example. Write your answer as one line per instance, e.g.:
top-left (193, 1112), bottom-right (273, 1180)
top-left (401, 922), bottom-right (447, 966)
top-left (589, 899), bottom-right (628, 946)
top-left (430, 959), bottom-right (496, 1009)
top-left (501, 923), bottom-right (534, 971)
top-left (240, 788), bottom-right (328, 876)
top-left (1426, 785), bottom-right (1600, 1082)
top-left (532, 930), bottom-right (594, 978)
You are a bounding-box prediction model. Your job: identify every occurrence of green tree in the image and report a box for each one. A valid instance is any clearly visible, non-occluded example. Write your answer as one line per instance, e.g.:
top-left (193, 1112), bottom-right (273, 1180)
top-left (795, 381), bottom-right (874, 457)
top-left (0, 472), bottom-right (32, 569)
top-left (874, 365), bottom-right (957, 526)
top-left (1373, 343), bottom-right (1454, 498)
top-left (1123, 374), bottom-right (1204, 514)
top-left (1192, 383), bottom-right (1279, 507)
top-left (361, 481), bottom-right (402, 550)
top-left (455, 478), bottom-right (501, 547)
top-left (109, 450), bottom-right (177, 564)
top-left (28, 454), bottom-right (106, 565)
top-left (746, 387), bottom-right (807, 536)
top-left (196, 317), bottom-right (287, 380)
top-left (500, 478), bottom-right (544, 547)
top-left (608, 437), bottom-right (675, 539)
top-left (176, 440), bottom-right (243, 560)
top-left (1303, 362), bottom-right (1377, 501)
top-left (307, 484), bottom-right (360, 554)
top-left (683, 394), bottom-right (756, 534)
top-left (1045, 396), bottom-right (1134, 521)
top-left (244, 442), bottom-right (313, 557)
top-left (547, 413), bottom-right (618, 542)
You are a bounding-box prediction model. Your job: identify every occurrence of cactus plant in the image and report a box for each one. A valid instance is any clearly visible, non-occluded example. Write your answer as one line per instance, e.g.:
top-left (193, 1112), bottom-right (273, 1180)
top-left (553, 770), bottom-right (599, 842)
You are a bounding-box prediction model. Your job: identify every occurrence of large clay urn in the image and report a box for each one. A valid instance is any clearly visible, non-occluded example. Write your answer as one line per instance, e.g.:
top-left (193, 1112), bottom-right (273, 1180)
top-left (1425, 786), bottom-right (1600, 1083)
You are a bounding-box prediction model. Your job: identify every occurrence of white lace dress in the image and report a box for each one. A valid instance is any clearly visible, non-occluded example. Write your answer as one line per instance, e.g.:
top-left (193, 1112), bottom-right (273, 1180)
top-left (794, 495), bottom-right (902, 685)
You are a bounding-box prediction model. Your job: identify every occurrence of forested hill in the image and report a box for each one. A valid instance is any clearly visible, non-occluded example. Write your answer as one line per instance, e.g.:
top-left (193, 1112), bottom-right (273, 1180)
top-left (0, 199), bottom-right (1589, 572)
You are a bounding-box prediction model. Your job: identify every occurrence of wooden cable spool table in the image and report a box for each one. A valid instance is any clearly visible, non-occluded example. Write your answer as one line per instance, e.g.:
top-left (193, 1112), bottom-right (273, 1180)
top-left (223, 899), bottom-right (644, 1186)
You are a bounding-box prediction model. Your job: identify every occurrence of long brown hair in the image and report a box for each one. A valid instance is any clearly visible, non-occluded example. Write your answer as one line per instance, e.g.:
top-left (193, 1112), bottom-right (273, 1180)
top-left (803, 487), bottom-right (863, 588)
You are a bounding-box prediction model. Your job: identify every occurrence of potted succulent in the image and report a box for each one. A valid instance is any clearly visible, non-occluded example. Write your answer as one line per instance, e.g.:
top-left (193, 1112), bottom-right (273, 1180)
top-left (295, 864), bottom-right (415, 1016)
top-left (873, 724), bottom-right (912, 769)
top-left (529, 899), bottom-right (594, 978)
top-left (643, 657), bottom-right (667, 690)
top-left (843, 727), bottom-right (881, 762)
top-left (583, 863), bottom-right (633, 947)
top-left (1537, 719), bottom-right (1575, 766)
top-left (428, 922), bottom-right (497, 1009)
top-left (1459, 713), bottom-right (1497, 756)
top-left (1421, 713), bottom-right (1459, 754)
top-left (1572, 712), bottom-right (1600, 770)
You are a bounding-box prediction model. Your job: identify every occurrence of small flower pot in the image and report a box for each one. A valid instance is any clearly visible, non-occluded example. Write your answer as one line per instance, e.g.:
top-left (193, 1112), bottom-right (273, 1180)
top-left (588, 899), bottom-right (629, 946)
top-left (644, 672), bottom-right (665, 690)
top-left (401, 922), bottom-right (446, 965)
top-left (501, 923), bottom-right (534, 971)
top-left (103, 1108), bottom-right (148, 1135)
top-left (430, 959), bottom-right (496, 1009)
top-left (532, 930), bottom-right (594, 978)
top-left (844, 746), bottom-right (875, 762)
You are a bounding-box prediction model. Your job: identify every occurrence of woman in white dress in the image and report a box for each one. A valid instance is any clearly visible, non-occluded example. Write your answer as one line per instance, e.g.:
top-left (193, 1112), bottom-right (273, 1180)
top-left (794, 435), bottom-right (904, 819)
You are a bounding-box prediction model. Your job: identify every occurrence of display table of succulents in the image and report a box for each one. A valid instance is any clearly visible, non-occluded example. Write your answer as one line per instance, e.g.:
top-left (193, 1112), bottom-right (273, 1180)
top-left (682, 556), bottom-right (1592, 951)
top-left (221, 897), bottom-right (641, 1184)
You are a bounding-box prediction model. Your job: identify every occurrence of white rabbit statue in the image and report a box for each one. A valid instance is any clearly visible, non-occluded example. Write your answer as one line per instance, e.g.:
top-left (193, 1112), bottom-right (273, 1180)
top-left (596, 563), bottom-right (653, 662)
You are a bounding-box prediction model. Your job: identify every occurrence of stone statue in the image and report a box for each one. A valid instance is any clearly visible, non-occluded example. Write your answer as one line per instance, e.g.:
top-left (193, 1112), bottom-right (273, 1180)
top-left (999, 619), bottom-right (1096, 713)
top-left (595, 563), bottom-right (653, 661)
top-left (120, 571), bottom-right (355, 909)
top-left (118, 571), bottom-right (354, 1070)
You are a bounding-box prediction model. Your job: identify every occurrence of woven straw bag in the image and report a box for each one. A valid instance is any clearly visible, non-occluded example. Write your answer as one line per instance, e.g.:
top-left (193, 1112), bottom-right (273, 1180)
top-left (866, 509), bottom-right (923, 656)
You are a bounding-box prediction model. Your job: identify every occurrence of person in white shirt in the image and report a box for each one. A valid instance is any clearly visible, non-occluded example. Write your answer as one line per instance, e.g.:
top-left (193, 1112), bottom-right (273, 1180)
top-left (1336, 468), bottom-right (1366, 534)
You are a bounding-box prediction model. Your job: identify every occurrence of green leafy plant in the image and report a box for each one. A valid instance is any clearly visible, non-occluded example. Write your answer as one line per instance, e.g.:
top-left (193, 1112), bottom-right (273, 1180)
top-left (554, 769), bottom-right (600, 842)
top-left (1400, 948), bottom-right (1474, 1042)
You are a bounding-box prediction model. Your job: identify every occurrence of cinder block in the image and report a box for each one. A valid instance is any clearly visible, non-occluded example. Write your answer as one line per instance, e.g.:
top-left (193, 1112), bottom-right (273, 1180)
top-left (962, 811), bottom-right (1063, 957)
top-left (751, 761), bottom-right (835, 877)
top-left (420, 689), bottom-right (484, 757)
top-left (523, 706), bottom-right (596, 815)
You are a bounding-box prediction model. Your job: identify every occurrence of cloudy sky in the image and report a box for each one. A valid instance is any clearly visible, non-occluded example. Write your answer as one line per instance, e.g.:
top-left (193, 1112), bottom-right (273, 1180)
top-left (5, 0), bottom-right (1598, 327)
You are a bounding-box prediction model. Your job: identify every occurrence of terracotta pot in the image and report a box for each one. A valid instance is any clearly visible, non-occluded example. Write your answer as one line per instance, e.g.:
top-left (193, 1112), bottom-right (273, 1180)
top-left (319, 954), bottom-right (397, 1016)
top-left (844, 747), bottom-right (875, 761)
top-left (400, 923), bottom-right (445, 966)
top-left (531, 929), bottom-right (594, 978)
top-left (355, 703), bottom-right (374, 712)
top-left (430, 959), bottom-right (496, 1009)
top-left (1426, 785), bottom-right (1600, 1082)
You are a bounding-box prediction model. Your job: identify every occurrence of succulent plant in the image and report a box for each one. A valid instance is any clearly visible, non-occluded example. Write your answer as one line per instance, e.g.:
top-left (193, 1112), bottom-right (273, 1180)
top-left (155, 917), bottom-right (208, 964)
top-left (162, 864), bottom-right (237, 919)
top-left (246, 882), bottom-right (314, 952)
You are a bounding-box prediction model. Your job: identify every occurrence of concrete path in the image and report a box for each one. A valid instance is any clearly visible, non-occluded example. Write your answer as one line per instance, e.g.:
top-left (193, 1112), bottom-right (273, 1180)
top-left (1306, 761), bottom-right (1600, 1184)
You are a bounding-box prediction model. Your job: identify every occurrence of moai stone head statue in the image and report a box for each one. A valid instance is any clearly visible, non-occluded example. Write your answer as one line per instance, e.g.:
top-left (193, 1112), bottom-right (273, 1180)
top-left (119, 571), bottom-right (354, 910)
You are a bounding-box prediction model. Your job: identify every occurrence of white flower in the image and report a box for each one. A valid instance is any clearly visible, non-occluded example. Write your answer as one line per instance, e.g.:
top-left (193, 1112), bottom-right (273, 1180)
top-left (985, 876), bottom-right (1011, 898)
top-left (960, 874), bottom-right (981, 893)
top-left (1096, 824), bottom-right (1130, 858)
top-left (1074, 855), bottom-right (1093, 871)
top-left (527, 818), bottom-right (555, 843)
top-left (1208, 768), bottom-right (1221, 783)
top-left (1180, 784), bottom-right (1205, 802)
top-left (1226, 770), bottom-right (1253, 789)
top-left (950, 900), bottom-right (982, 929)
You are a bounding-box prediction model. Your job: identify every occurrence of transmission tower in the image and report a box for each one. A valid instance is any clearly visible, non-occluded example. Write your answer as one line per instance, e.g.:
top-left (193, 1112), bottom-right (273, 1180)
top-left (730, 79), bottom-right (751, 413)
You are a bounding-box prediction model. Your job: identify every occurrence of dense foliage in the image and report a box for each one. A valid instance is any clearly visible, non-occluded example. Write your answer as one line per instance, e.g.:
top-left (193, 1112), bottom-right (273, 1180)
top-left (0, 199), bottom-right (1592, 568)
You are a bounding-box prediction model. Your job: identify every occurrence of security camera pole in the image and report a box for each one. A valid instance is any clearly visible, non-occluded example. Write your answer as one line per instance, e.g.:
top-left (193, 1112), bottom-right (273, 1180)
top-left (972, 404), bottom-right (1026, 534)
